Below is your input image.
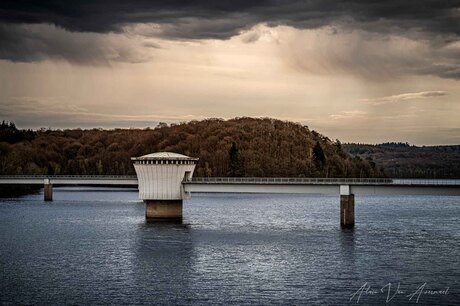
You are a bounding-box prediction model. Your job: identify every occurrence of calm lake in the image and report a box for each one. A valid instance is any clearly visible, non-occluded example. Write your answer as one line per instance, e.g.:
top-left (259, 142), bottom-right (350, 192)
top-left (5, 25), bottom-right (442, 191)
top-left (1, 188), bottom-right (459, 305)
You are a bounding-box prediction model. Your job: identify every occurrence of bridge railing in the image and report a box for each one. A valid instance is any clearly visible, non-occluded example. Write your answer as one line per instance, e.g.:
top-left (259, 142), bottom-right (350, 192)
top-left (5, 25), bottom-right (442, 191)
top-left (0, 175), bottom-right (137, 180)
top-left (391, 179), bottom-right (460, 185)
top-left (188, 177), bottom-right (394, 184)
top-left (1, 176), bottom-right (459, 185)
top-left (188, 177), bottom-right (460, 185)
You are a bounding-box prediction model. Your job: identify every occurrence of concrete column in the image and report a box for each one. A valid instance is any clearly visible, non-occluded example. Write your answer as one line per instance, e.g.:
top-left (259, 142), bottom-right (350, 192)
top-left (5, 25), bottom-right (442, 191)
top-left (145, 200), bottom-right (183, 221)
top-left (340, 185), bottom-right (354, 228)
top-left (44, 179), bottom-right (53, 201)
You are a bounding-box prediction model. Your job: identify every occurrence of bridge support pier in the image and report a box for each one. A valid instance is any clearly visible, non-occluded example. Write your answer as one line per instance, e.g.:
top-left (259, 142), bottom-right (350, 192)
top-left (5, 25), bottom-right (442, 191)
top-left (145, 200), bottom-right (183, 222)
top-left (44, 179), bottom-right (53, 201)
top-left (340, 185), bottom-right (354, 228)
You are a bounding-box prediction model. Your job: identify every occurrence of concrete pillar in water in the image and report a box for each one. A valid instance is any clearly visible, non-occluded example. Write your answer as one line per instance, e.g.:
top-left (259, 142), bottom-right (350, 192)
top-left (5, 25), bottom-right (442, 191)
top-left (44, 179), bottom-right (53, 201)
top-left (340, 185), bottom-right (355, 228)
top-left (145, 200), bottom-right (183, 221)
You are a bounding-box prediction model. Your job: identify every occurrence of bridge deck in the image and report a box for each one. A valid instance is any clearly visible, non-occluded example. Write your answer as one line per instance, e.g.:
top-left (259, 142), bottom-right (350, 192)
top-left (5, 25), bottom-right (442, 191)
top-left (1, 176), bottom-right (459, 196)
top-left (0, 176), bottom-right (459, 186)
top-left (184, 179), bottom-right (460, 196)
top-left (188, 177), bottom-right (460, 186)
top-left (0, 175), bottom-right (138, 185)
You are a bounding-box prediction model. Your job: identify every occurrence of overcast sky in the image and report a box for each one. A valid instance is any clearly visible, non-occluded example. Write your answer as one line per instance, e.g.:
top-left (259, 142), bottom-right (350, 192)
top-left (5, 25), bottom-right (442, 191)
top-left (0, 0), bottom-right (459, 145)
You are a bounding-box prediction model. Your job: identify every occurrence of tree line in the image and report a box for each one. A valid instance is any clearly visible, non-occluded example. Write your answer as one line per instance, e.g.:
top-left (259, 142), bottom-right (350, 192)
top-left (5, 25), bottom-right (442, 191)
top-left (0, 118), bottom-right (384, 178)
top-left (0, 121), bottom-right (36, 144)
top-left (344, 143), bottom-right (460, 178)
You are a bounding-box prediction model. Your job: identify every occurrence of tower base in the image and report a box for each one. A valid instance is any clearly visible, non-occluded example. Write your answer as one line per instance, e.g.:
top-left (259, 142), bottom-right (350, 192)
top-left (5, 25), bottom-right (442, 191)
top-left (145, 200), bottom-right (183, 221)
top-left (340, 194), bottom-right (355, 228)
top-left (44, 183), bottom-right (53, 201)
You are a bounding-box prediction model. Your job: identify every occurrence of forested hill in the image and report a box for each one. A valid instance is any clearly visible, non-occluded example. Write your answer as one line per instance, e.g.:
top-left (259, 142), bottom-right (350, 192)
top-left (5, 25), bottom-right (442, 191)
top-left (0, 118), bottom-right (384, 178)
top-left (344, 143), bottom-right (460, 179)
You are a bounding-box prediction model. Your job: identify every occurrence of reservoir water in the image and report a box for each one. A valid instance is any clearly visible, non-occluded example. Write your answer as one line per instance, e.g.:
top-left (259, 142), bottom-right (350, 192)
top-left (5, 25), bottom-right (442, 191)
top-left (1, 188), bottom-right (459, 305)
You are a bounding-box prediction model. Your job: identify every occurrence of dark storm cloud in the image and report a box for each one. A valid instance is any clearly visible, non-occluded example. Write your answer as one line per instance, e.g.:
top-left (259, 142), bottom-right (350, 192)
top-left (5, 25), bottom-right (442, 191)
top-left (0, 23), bottom-right (108, 64)
top-left (0, 0), bottom-right (265, 36)
top-left (0, 0), bottom-right (459, 74)
top-left (1, 0), bottom-right (458, 39)
top-left (0, 23), bottom-right (153, 64)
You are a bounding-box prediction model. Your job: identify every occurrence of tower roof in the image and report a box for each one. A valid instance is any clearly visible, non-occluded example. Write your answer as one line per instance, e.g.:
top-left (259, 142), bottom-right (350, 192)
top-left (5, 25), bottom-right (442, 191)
top-left (131, 152), bottom-right (198, 161)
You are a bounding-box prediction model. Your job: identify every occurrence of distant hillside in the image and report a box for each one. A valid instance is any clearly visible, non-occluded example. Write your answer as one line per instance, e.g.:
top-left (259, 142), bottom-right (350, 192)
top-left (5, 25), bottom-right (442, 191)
top-left (0, 118), bottom-right (383, 178)
top-left (344, 143), bottom-right (460, 178)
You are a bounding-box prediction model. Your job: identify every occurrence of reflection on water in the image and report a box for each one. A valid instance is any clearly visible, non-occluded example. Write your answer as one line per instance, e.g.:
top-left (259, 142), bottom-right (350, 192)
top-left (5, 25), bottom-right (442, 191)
top-left (133, 222), bottom-right (196, 305)
top-left (339, 228), bottom-right (356, 264)
top-left (0, 188), bottom-right (459, 305)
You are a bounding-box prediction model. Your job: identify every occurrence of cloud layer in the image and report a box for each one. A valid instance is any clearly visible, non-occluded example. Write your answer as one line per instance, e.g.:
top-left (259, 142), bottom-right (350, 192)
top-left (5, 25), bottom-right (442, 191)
top-left (0, 1), bottom-right (459, 68)
top-left (0, 96), bottom-right (206, 128)
top-left (361, 91), bottom-right (448, 104)
top-left (1, 1), bottom-right (458, 39)
top-left (0, 23), bottom-right (154, 64)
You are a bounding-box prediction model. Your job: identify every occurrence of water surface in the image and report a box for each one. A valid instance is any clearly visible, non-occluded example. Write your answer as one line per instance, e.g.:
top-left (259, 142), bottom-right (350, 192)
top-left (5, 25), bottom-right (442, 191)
top-left (1, 188), bottom-right (459, 305)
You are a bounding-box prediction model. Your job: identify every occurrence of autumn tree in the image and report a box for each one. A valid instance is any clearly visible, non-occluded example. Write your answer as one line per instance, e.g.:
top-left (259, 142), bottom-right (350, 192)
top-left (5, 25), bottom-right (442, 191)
top-left (228, 142), bottom-right (243, 177)
top-left (313, 141), bottom-right (326, 170)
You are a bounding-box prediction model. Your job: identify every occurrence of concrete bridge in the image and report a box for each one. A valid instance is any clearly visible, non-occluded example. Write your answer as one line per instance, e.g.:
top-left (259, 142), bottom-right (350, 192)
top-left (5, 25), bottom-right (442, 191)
top-left (1, 174), bottom-right (460, 228)
top-left (2, 175), bottom-right (459, 195)
top-left (0, 175), bottom-right (138, 186)
top-left (184, 177), bottom-right (460, 195)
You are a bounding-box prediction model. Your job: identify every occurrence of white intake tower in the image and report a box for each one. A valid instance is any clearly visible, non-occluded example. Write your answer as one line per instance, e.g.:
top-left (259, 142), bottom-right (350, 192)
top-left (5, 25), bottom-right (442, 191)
top-left (131, 152), bottom-right (198, 221)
